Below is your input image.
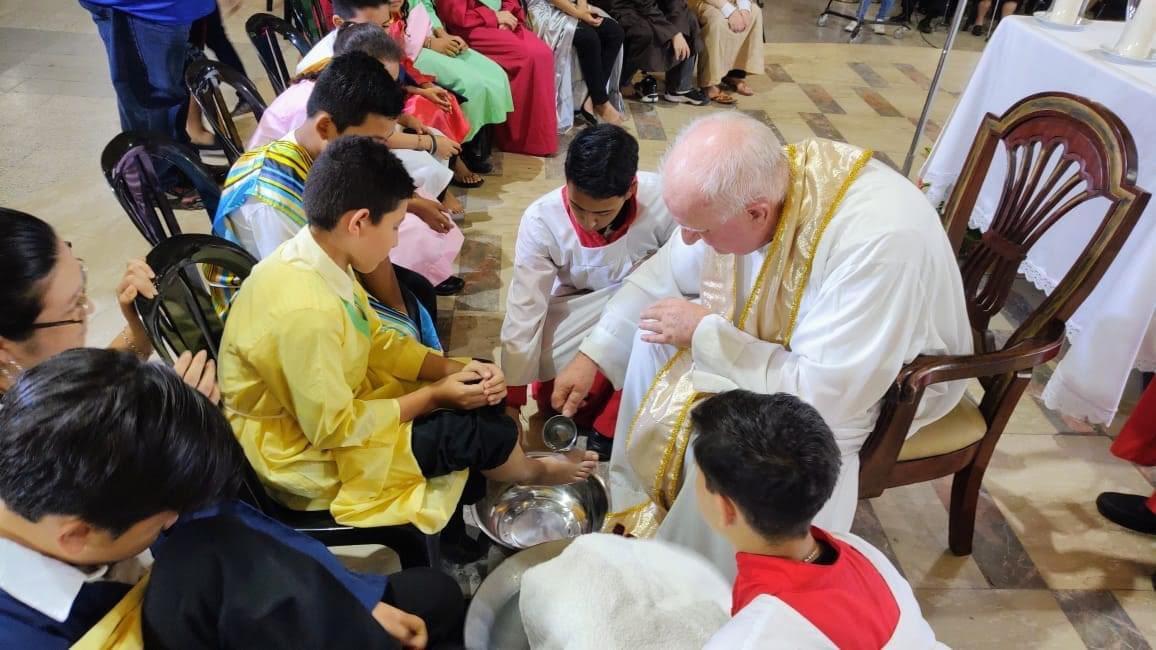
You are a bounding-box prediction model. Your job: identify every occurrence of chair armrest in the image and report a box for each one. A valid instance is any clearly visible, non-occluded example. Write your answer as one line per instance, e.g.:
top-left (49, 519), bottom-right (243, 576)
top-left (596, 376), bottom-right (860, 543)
top-left (895, 320), bottom-right (1065, 400)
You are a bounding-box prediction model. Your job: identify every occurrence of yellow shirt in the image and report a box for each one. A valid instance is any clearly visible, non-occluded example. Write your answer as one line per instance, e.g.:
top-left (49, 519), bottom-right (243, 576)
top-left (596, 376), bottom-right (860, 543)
top-left (218, 228), bottom-right (467, 533)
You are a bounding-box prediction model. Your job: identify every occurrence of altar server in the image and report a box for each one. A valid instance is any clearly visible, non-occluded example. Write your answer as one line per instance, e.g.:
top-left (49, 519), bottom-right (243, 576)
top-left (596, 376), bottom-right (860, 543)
top-left (551, 112), bottom-right (972, 577)
top-left (694, 391), bottom-right (945, 649)
top-left (500, 125), bottom-right (675, 454)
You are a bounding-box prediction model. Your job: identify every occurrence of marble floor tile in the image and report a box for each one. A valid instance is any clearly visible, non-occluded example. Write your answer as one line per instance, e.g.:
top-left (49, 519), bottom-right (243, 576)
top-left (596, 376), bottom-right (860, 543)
top-left (916, 588), bottom-right (1087, 649)
top-left (1116, 591), bottom-right (1156, 647)
top-left (984, 434), bottom-right (1156, 591)
top-left (1053, 590), bottom-right (1151, 650)
top-left (869, 482), bottom-right (992, 589)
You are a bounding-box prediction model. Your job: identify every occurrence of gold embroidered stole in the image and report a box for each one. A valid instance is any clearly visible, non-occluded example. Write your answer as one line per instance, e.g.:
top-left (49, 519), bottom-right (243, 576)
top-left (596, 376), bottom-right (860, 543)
top-left (603, 139), bottom-right (874, 538)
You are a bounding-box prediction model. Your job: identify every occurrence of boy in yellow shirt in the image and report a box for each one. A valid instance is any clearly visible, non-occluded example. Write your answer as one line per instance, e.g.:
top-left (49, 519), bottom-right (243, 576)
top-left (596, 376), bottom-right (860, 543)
top-left (218, 136), bottom-right (598, 534)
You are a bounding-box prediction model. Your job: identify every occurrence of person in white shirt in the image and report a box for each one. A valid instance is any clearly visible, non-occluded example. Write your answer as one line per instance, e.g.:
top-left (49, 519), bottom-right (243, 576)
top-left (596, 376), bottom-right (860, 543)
top-left (551, 112), bottom-right (972, 577)
top-left (694, 391), bottom-right (944, 649)
top-left (500, 124), bottom-right (676, 457)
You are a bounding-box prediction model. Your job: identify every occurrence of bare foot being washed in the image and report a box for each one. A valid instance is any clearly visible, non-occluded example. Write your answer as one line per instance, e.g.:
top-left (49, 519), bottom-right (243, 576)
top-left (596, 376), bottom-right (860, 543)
top-left (532, 450), bottom-right (599, 485)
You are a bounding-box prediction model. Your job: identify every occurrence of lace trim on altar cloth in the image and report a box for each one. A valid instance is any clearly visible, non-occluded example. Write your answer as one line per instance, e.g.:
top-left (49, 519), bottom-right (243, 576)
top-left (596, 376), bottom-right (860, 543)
top-left (1041, 374), bottom-right (1117, 426)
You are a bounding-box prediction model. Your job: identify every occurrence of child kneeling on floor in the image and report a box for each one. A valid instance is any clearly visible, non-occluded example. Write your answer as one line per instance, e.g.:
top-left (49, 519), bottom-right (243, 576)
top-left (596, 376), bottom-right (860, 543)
top-left (218, 135), bottom-right (599, 537)
top-left (693, 390), bottom-right (945, 649)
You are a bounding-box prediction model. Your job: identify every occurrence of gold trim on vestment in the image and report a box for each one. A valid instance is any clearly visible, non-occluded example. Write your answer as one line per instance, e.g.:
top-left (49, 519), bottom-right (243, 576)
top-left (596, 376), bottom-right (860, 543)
top-left (603, 139), bottom-right (874, 537)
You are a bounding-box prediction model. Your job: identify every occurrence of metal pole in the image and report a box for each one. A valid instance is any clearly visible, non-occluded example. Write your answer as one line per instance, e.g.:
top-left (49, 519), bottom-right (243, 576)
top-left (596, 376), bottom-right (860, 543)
top-left (901, 0), bottom-right (970, 176)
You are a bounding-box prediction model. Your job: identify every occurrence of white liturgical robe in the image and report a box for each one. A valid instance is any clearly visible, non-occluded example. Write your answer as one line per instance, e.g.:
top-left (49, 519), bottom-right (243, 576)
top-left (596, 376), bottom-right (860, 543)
top-left (500, 172), bottom-right (677, 388)
top-left (583, 158), bottom-right (973, 579)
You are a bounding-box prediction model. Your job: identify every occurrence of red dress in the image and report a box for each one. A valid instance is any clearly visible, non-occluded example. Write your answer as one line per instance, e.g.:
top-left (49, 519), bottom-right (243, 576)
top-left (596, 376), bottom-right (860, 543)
top-left (387, 16), bottom-right (472, 143)
top-left (1109, 381), bottom-right (1156, 511)
top-left (435, 0), bottom-right (557, 155)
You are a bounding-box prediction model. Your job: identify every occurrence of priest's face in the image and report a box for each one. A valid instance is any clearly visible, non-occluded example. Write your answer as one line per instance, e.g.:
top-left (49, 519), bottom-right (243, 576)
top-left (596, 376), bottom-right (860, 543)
top-left (566, 182), bottom-right (634, 233)
top-left (666, 189), bottom-right (778, 256)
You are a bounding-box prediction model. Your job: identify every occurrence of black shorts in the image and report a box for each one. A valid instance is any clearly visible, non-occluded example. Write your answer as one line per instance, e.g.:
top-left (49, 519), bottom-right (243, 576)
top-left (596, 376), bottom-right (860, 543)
top-left (409, 405), bottom-right (519, 504)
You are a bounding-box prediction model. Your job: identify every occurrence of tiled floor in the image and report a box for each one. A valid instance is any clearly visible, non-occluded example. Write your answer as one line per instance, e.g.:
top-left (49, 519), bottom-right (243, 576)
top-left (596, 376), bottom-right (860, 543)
top-left (2, 0), bottom-right (1153, 647)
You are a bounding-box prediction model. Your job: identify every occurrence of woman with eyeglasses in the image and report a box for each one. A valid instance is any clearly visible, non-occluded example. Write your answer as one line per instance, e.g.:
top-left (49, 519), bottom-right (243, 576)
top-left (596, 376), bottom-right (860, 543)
top-left (0, 208), bottom-right (218, 400)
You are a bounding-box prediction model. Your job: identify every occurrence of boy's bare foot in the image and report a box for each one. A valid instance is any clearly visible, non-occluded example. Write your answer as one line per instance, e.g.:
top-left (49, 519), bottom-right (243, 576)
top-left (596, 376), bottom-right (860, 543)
top-left (594, 102), bottom-right (625, 126)
top-left (532, 450), bottom-right (599, 485)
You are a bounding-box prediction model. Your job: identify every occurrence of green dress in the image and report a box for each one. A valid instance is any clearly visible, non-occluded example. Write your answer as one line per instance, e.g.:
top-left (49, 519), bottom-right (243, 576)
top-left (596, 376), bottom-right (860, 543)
top-left (408, 0), bottom-right (514, 139)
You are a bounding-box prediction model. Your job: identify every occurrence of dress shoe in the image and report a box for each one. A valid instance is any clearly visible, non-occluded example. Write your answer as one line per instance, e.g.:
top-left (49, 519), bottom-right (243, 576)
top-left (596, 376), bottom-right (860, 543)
top-left (1096, 492), bottom-right (1156, 535)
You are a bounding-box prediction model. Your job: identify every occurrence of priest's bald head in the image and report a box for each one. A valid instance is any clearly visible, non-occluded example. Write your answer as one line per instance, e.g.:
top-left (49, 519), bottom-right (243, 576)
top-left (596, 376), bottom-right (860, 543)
top-left (661, 112), bottom-right (789, 255)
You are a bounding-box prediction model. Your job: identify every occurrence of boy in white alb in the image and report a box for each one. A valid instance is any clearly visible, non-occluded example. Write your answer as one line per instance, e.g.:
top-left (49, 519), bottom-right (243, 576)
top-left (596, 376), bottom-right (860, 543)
top-left (692, 391), bottom-right (946, 649)
top-left (500, 125), bottom-right (676, 456)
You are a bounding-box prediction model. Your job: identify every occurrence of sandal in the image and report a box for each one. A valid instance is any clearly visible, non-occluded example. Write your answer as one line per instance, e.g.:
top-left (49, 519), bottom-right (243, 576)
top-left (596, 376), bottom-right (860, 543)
top-left (706, 89), bottom-right (737, 105)
top-left (722, 76), bottom-right (754, 96)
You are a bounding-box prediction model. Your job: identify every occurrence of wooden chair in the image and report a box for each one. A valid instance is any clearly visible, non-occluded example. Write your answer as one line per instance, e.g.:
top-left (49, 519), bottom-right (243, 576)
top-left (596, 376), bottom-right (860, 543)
top-left (858, 92), bottom-right (1151, 555)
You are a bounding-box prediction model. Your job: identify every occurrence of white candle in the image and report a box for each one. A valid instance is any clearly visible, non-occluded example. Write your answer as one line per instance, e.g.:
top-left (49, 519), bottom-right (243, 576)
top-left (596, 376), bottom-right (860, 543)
top-left (1114, 0), bottom-right (1156, 58)
top-left (1049, 0), bottom-right (1084, 23)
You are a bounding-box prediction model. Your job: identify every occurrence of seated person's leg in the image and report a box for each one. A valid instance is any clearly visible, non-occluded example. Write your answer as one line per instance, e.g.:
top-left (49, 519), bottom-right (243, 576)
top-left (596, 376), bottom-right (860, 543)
top-left (409, 407), bottom-right (599, 489)
top-left (382, 567), bottom-right (467, 648)
top-left (143, 516), bottom-right (402, 649)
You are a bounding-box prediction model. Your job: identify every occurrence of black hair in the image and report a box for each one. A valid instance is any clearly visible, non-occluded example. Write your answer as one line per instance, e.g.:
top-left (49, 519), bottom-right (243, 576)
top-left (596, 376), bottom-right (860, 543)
top-left (564, 124), bottom-right (640, 199)
top-left (0, 209), bottom-right (60, 342)
top-left (306, 51), bottom-right (405, 128)
top-left (0, 349), bottom-right (243, 536)
top-left (691, 391), bottom-right (841, 541)
top-left (304, 135), bottom-right (416, 230)
top-left (333, 0), bottom-right (390, 19)
top-left (333, 22), bottom-right (405, 64)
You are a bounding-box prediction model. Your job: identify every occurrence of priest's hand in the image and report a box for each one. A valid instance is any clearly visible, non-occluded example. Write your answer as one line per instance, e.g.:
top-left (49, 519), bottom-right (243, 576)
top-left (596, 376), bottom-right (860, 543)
top-left (372, 603), bottom-right (428, 649)
top-left (639, 298), bottom-right (711, 348)
top-left (552, 352), bottom-right (598, 417)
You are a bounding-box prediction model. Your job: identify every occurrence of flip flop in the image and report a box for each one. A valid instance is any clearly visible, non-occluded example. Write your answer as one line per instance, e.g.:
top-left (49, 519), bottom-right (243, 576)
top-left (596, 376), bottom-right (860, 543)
top-left (708, 90), bottom-right (738, 105)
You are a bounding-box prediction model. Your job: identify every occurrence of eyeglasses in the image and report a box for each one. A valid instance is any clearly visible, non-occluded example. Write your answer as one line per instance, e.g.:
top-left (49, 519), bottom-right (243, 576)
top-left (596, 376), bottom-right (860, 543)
top-left (28, 259), bottom-right (92, 331)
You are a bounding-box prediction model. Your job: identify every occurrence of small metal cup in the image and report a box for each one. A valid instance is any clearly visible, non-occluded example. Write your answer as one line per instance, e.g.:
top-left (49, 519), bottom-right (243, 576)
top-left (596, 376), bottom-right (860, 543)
top-left (541, 414), bottom-right (579, 452)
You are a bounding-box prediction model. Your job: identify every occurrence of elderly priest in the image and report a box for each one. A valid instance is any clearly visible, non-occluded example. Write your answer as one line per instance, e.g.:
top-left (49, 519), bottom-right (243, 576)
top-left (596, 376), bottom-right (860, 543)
top-left (551, 112), bottom-right (973, 577)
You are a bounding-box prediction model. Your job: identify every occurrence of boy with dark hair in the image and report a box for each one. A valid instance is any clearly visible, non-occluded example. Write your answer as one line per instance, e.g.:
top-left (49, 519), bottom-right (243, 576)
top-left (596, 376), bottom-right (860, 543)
top-left (692, 391), bottom-right (943, 648)
top-left (219, 136), bottom-right (598, 536)
top-left (216, 51), bottom-right (459, 347)
top-left (0, 349), bottom-right (465, 649)
top-left (500, 124), bottom-right (675, 458)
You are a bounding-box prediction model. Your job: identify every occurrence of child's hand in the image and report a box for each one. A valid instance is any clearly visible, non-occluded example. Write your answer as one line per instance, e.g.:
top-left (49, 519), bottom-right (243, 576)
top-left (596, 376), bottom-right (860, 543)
top-left (372, 603), bottom-right (428, 649)
top-left (434, 371), bottom-right (489, 410)
top-left (398, 113), bottom-right (427, 134)
top-left (463, 360), bottom-right (507, 405)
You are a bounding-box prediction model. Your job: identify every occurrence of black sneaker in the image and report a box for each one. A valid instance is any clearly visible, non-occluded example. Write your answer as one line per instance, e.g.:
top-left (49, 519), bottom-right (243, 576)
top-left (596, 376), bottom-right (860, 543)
top-left (1096, 492), bottom-right (1156, 535)
top-left (435, 276), bottom-right (465, 296)
top-left (579, 427), bottom-right (614, 462)
top-left (634, 75), bottom-right (659, 103)
top-left (663, 88), bottom-right (710, 106)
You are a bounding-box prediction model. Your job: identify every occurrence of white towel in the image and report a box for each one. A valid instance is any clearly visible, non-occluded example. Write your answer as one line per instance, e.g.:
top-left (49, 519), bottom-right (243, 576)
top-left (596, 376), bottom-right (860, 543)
top-left (519, 534), bottom-right (732, 650)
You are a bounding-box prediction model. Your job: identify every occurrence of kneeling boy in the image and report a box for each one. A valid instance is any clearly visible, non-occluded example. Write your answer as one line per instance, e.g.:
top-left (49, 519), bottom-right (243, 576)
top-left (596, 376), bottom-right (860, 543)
top-left (500, 124), bottom-right (675, 456)
top-left (219, 136), bottom-right (598, 534)
top-left (693, 391), bottom-right (944, 648)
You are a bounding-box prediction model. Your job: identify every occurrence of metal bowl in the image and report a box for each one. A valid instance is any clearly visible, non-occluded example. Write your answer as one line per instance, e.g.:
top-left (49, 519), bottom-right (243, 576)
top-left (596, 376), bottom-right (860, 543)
top-left (467, 461), bottom-right (608, 550)
top-left (463, 539), bottom-right (572, 649)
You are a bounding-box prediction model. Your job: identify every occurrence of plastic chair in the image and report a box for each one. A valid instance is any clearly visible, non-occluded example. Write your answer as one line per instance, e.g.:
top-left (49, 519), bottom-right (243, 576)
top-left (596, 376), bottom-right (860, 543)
top-left (186, 57), bottom-right (269, 164)
top-left (136, 234), bottom-right (442, 568)
top-left (246, 13), bottom-right (314, 95)
top-left (100, 132), bottom-right (223, 246)
top-left (287, 0), bottom-right (332, 43)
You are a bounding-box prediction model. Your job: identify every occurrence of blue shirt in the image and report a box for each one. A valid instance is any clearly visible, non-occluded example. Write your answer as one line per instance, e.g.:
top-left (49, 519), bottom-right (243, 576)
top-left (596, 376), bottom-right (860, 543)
top-left (80, 0), bottom-right (215, 24)
top-left (0, 501), bottom-right (388, 648)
